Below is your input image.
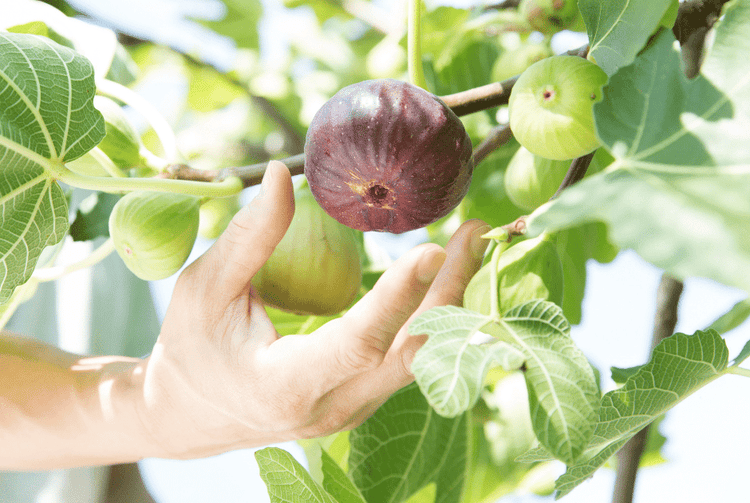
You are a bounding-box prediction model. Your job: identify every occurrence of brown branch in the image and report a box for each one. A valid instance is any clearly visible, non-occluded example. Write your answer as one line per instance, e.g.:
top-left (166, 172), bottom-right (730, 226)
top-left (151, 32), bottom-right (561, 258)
top-left (552, 150), bottom-right (596, 199)
top-left (472, 124), bottom-right (513, 166)
top-left (482, 0), bottom-right (522, 10)
top-left (612, 274), bottom-right (684, 503)
top-left (442, 78), bottom-right (518, 117)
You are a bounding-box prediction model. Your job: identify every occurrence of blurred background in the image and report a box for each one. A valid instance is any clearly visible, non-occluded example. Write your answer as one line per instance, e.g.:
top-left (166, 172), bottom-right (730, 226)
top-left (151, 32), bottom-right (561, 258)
top-left (2, 0), bottom-right (749, 501)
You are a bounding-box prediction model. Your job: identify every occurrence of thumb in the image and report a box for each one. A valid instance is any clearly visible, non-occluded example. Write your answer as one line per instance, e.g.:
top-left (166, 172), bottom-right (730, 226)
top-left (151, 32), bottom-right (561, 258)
top-left (188, 160), bottom-right (295, 305)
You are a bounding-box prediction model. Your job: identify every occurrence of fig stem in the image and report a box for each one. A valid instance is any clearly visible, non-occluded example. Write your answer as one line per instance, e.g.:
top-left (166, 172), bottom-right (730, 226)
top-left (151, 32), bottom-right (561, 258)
top-left (32, 238), bottom-right (116, 282)
top-left (488, 240), bottom-right (510, 320)
top-left (88, 147), bottom-right (127, 178)
top-left (408, 0), bottom-right (428, 90)
top-left (726, 366), bottom-right (750, 378)
top-left (50, 161), bottom-right (244, 198)
top-left (96, 79), bottom-right (180, 163)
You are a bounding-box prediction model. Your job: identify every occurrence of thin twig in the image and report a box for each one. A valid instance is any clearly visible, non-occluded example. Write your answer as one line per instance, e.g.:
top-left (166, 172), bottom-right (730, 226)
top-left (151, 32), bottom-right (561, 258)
top-left (442, 78), bottom-right (517, 116)
top-left (482, 0), bottom-right (521, 10)
top-left (472, 124), bottom-right (513, 166)
top-left (612, 275), bottom-right (684, 503)
top-left (551, 150), bottom-right (596, 199)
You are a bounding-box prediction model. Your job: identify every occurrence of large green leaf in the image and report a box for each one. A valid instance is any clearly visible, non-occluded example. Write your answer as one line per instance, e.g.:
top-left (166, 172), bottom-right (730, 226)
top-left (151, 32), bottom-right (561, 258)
top-left (349, 383), bottom-right (467, 503)
top-left (409, 306), bottom-right (526, 417)
top-left (554, 329), bottom-right (729, 497)
top-left (321, 450), bottom-right (365, 503)
top-left (496, 301), bottom-right (600, 464)
top-left (528, 3), bottom-right (750, 294)
top-left (0, 32), bottom-right (104, 301)
top-left (579, 0), bottom-right (673, 75)
top-left (256, 447), bottom-right (338, 503)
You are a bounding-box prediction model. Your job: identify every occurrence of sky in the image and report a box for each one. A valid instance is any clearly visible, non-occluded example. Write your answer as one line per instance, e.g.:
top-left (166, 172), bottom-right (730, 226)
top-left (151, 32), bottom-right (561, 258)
top-left (61, 0), bottom-right (750, 501)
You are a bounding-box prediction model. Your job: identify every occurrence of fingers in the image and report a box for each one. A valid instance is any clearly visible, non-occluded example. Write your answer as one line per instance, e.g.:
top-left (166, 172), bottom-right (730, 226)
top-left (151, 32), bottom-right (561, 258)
top-left (291, 244), bottom-right (446, 390)
top-left (181, 161), bottom-right (295, 306)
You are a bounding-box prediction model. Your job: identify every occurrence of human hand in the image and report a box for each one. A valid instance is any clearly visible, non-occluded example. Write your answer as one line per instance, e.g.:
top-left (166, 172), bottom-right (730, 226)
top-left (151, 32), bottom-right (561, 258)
top-left (137, 160), bottom-right (490, 459)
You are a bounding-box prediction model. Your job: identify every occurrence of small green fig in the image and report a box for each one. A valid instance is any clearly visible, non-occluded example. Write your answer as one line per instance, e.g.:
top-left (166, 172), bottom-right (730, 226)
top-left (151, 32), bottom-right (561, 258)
top-left (198, 195), bottom-right (241, 240)
top-left (109, 192), bottom-right (200, 281)
top-left (92, 96), bottom-right (143, 169)
top-left (509, 55), bottom-right (608, 161)
top-left (520, 0), bottom-right (580, 34)
top-left (504, 146), bottom-right (569, 211)
top-left (252, 187), bottom-right (362, 316)
top-left (491, 42), bottom-right (553, 83)
top-left (463, 233), bottom-right (563, 316)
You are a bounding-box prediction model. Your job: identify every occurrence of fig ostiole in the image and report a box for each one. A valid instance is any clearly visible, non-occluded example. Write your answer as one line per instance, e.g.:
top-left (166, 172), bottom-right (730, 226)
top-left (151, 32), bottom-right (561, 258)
top-left (463, 233), bottom-right (563, 317)
top-left (252, 186), bottom-right (362, 316)
top-left (504, 146), bottom-right (569, 211)
top-left (304, 79), bottom-right (474, 234)
top-left (109, 191), bottom-right (200, 281)
top-left (508, 55), bottom-right (608, 161)
top-left (520, 0), bottom-right (580, 34)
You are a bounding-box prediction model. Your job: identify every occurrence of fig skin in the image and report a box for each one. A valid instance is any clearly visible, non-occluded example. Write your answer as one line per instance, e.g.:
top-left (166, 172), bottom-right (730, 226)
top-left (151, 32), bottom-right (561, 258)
top-left (304, 79), bottom-right (474, 234)
top-left (252, 187), bottom-right (362, 316)
top-left (109, 191), bottom-right (200, 281)
top-left (520, 0), bottom-right (580, 34)
top-left (504, 147), bottom-right (569, 211)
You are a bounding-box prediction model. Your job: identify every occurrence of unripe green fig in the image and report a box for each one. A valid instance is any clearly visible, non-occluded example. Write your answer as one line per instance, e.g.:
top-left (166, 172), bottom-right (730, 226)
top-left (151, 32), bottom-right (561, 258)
top-left (504, 147), bottom-right (569, 211)
top-left (92, 96), bottom-right (143, 168)
top-left (199, 195), bottom-right (241, 240)
top-left (520, 0), bottom-right (580, 34)
top-left (109, 192), bottom-right (200, 281)
top-left (491, 42), bottom-right (553, 83)
top-left (252, 187), bottom-right (362, 316)
top-left (509, 55), bottom-right (607, 161)
top-left (463, 233), bottom-right (563, 316)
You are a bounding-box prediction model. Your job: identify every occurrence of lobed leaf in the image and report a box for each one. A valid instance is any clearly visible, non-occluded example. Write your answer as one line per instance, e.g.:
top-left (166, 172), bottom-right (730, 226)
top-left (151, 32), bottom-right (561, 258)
top-left (409, 305), bottom-right (525, 417)
top-left (496, 300), bottom-right (600, 464)
top-left (349, 382), bottom-right (467, 503)
top-left (0, 32), bottom-right (104, 301)
top-left (529, 2), bottom-right (750, 295)
top-left (554, 329), bottom-right (729, 497)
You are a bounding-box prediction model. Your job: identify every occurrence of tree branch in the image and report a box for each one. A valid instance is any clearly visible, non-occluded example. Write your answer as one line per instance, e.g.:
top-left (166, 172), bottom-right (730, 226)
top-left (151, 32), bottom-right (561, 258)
top-left (552, 150), bottom-right (596, 199)
top-left (472, 124), bottom-right (513, 166)
top-left (612, 274), bottom-right (684, 503)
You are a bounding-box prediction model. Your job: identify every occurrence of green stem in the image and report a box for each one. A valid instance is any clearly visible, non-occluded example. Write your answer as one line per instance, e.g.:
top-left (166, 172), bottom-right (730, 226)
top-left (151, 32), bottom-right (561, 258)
top-left (726, 366), bottom-right (750, 378)
top-left (96, 79), bottom-right (180, 162)
top-left (488, 241), bottom-right (510, 320)
top-left (88, 147), bottom-right (126, 178)
top-left (408, 0), bottom-right (428, 90)
top-left (50, 162), bottom-right (243, 198)
top-left (140, 147), bottom-right (171, 172)
top-left (32, 238), bottom-right (116, 282)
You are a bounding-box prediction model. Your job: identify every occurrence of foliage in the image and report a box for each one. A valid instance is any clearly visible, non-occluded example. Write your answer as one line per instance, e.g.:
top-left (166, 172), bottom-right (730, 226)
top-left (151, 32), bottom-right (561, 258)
top-left (2, 0), bottom-right (750, 501)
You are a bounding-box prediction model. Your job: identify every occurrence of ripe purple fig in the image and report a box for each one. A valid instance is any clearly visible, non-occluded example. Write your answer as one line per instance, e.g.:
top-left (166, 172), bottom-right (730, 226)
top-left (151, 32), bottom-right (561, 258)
top-left (304, 79), bottom-right (474, 234)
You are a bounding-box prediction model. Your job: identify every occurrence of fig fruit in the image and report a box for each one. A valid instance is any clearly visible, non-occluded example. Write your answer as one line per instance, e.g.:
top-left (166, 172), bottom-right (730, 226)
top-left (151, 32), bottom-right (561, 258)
top-left (304, 79), bottom-right (474, 234)
top-left (109, 191), bottom-right (200, 281)
top-left (491, 42), bottom-right (553, 83)
top-left (93, 96), bottom-right (143, 168)
top-left (509, 55), bottom-right (607, 161)
top-left (504, 147), bottom-right (569, 211)
top-left (520, 0), bottom-right (580, 34)
top-left (252, 187), bottom-right (362, 316)
top-left (463, 233), bottom-right (563, 316)
top-left (198, 195), bottom-right (241, 240)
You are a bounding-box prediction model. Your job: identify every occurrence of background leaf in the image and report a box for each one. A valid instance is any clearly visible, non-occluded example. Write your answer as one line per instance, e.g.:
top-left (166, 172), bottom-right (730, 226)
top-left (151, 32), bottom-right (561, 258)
top-left (349, 383), bottom-right (467, 503)
top-left (579, 0), bottom-right (673, 75)
top-left (528, 4), bottom-right (750, 294)
top-left (256, 447), bottom-right (337, 503)
top-left (321, 450), bottom-right (365, 503)
top-left (555, 329), bottom-right (729, 497)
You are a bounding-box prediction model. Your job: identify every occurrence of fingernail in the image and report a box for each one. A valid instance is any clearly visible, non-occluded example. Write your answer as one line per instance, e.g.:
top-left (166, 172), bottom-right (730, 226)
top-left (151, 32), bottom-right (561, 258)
top-left (471, 224), bottom-right (493, 259)
top-left (417, 248), bottom-right (446, 284)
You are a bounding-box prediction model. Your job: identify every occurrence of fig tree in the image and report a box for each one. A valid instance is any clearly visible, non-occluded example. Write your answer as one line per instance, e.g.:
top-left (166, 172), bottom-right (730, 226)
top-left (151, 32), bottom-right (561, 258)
top-left (504, 146), bottom-right (569, 211)
top-left (463, 233), bottom-right (563, 316)
top-left (509, 55), bottom-right (607, 161)
top-left (252, 187), bottom-right (362, 316)
top-left (304, 79), bottom-right (474, 234)
top-left (109, 191), bottom-right (200, 281)
top-left (520, 0), bottom-right (580, 34)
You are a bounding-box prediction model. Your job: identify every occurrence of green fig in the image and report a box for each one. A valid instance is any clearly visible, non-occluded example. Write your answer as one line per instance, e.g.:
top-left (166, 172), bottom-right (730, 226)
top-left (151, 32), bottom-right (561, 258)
top-left (109, 191), bottom-right (200, 281)
top-left (504, 147), bottom-right (569, 211)
top-left (463, 233), bottom-right (563, 316)
top-left (94, 95), bottom-right (143, 169)
top-left (198, 195), bottom-right (242, 240)
top-left (519, 0), bottom-right (580, 34)
top-left (252, 187), bottom-right (362, 316)
top-left (491, 42), bottom-right (553, 83)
